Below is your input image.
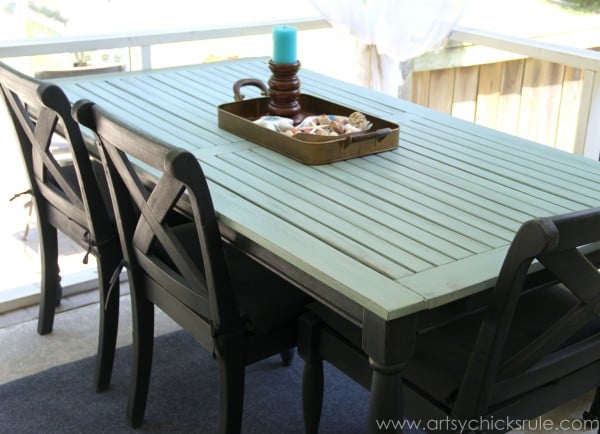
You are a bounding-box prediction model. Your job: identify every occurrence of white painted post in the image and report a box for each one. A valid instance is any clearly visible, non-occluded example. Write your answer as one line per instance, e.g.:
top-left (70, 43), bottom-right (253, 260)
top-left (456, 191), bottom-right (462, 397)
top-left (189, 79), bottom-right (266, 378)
top-left (574, 70), bottom-right (594, 156)
top-left (581, 70), bottom-right (600, 160)
top-left (140, 45), bottom-right (152, 70)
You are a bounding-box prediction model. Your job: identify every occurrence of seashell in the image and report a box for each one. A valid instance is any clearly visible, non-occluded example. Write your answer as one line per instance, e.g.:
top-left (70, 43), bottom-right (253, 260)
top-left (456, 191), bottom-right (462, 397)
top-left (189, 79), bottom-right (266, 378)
top-left (348, 112), bottom-right (371, 130)
top-left (277, 117), bottom-right (294, 132)
top-left (254, 115), bottom-right (294, 132)
top-left (316, 114), bottom-right (330, 125)
top-left (285, 113), bottom-right (372, 138)
top-left (330, 120), bottom-right (345, 135)
top-left (343, 124), bottom-right (362, 134)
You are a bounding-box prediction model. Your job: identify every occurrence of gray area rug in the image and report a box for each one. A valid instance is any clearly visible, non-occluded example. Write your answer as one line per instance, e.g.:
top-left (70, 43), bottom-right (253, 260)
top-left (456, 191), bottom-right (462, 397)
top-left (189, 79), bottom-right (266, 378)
top-left (0, 330), bottom-right (375, 433)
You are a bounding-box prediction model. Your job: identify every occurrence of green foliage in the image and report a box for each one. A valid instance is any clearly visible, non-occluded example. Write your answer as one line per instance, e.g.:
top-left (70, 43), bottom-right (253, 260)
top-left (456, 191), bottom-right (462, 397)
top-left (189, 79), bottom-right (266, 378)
top-left (549, 0), bottom-right (600, 12)
top-left (28, 0), bottom-right (68, 25)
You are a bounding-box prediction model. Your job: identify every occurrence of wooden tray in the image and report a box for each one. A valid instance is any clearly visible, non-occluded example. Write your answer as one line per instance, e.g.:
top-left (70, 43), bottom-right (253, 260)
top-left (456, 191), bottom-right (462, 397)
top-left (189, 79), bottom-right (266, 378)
top-left (217, 83), bottom-right (399, 165)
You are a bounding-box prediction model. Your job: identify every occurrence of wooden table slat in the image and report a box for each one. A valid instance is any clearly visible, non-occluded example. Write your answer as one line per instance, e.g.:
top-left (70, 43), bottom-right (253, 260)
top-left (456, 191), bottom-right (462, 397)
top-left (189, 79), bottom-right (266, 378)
top-left (224, 150), bottom-right (454, 268)
top-left (57, 58), bottom-right (600, 320)
top-left (207, 182), bottom-right (425, 320)
top-left (250, 146), bottom-right (491, 255)
top-left (406, 116), bottom-right (600, 200)
top-left (318, 162), bottom-right (511, 246)
top-left (347, 156), bottom-right (523, 233)
top-left (373, 152), bottom-right (544, 221)
top-left (401, 129), bottom-right (588, 212)
top-left (202, 154), bottom-right (414, 279)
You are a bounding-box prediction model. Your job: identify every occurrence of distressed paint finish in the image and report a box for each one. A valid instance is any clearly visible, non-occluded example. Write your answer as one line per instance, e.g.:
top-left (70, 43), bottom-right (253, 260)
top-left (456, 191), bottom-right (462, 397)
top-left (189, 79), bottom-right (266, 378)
top-left (59, 58), bottom-right (600, 321)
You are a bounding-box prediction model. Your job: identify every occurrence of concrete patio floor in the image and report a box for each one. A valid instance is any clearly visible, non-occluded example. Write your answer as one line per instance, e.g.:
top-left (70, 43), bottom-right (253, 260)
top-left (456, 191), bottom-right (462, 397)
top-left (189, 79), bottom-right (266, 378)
top-left (0, 289), bottom-right (180, 384)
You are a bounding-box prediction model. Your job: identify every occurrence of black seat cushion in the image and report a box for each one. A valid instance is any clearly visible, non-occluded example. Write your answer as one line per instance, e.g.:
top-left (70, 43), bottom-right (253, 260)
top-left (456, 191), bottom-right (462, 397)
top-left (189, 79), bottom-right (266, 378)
top-left (224, 244), bottom-right (312, 334)
top-left (404, 283), bottom-right (600, 408)
top-left (60, 157), bottom-right (115, 221)
top-left (157, 223), bottom-right (312, 335)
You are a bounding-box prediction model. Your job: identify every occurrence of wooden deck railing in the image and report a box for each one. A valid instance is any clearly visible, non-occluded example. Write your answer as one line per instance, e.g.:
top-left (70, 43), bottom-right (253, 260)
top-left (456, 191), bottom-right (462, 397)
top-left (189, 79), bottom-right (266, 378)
top-left (418, 26), bottom-right (600, 159)
top-left (0, 18), bottom-right (330, 70)
top-left (1, 19), bottom-right (599, 158)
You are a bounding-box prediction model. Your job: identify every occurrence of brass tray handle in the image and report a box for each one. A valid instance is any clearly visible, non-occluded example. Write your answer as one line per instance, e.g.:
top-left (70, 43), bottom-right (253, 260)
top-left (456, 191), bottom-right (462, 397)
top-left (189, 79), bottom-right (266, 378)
top-left (339, 128), bottom-right (392, 149)
top-left (293, 128), bottom-right (392, 148)
top-left (347, 128), bottom-right (392, 144)
top-left (233, 79), bottom-right (268, 102)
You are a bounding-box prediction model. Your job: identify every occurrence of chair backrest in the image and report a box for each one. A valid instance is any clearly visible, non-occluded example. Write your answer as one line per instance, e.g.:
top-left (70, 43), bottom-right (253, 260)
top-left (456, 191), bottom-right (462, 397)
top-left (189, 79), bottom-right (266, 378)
top-left (454, 207), bottom-right (600, 417)
top-left (34, 64), bottom-right (126, 80)
top-left (0, 61), bottom-right (112, 245)
top-left (72, 99), bottom-right (242, 333)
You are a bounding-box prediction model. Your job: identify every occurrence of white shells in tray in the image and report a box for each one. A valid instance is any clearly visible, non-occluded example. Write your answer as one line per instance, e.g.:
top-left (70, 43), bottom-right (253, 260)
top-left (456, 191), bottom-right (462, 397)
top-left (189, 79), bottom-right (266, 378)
top-left (253, 112), bottom-right (372, 137)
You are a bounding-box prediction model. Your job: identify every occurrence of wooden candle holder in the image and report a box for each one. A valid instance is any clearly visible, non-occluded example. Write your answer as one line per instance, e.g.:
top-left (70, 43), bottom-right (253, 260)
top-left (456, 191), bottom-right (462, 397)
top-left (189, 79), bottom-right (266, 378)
top-left (268, 60), bottom-right (302, 124)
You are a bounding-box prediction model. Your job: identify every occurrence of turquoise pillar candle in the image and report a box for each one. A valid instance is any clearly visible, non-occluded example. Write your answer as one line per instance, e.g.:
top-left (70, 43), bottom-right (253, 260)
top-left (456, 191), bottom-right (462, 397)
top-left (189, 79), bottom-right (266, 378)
top-left (272, 25), bottom-right (297, 64)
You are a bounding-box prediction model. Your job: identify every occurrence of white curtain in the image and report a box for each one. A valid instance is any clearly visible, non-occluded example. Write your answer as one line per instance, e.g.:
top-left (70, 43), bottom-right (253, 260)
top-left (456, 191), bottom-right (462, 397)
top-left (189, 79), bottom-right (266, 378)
top-left (311, 0), bottom-right (467, 96)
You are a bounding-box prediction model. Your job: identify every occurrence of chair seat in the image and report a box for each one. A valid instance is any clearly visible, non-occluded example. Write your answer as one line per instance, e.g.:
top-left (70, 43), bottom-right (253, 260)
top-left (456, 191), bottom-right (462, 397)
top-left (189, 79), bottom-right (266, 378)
top-left (404, 283), bottom-right (600, 408)
top-left (166, 223), bottom-right (311, 335)
top-left (225, 243), bottom-right (311, 334)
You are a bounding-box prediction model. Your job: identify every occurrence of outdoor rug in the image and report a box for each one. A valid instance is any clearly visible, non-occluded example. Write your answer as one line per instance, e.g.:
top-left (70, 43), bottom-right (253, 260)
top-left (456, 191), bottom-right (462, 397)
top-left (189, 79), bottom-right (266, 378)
top-left (0, 329), bottom-right (389, 433)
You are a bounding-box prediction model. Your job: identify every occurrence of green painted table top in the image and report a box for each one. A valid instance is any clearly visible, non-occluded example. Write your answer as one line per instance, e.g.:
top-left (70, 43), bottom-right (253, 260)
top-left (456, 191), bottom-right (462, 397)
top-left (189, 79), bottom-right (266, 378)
top-left (58, 58), bottom-right (600, 321)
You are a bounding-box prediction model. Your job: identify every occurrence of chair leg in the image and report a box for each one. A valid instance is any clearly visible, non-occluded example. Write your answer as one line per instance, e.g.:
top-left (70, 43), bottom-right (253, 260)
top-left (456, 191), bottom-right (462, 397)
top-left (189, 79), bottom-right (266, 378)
top-left (303, 357), bottom-right (324, 434)
top-left (280, 348), bottom-right (295, 366)
top-left (217, 334), bottom-right (246, 434)
top-left (127, 293), bottom-right (154, 428)
top-left (37, 220), bottom-right (59, 335)
top-left (94, 251), bottom-right (121, 392)
top-left (583, 387), bottom-right (600, 425)
top-left (55, 275), bottom-right (62, 306)
top-left (298, 312), bottom-right (325, 434)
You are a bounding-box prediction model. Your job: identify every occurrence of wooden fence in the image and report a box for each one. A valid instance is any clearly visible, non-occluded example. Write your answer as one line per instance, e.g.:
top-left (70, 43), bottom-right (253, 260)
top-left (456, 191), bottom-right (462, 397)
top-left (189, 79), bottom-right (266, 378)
top-left (411, 29), bottom-right (600, 155)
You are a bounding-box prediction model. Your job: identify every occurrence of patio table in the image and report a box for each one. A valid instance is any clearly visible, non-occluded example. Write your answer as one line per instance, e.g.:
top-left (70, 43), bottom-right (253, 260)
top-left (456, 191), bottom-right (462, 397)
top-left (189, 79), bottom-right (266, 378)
top-left (57, 57), bottom-right (600, 432)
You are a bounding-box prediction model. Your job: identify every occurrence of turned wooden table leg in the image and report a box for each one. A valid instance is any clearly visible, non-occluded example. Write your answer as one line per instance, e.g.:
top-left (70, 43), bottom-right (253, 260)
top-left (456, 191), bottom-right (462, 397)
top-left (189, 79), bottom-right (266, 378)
top-left (362, 311), bottom-right (417, 434)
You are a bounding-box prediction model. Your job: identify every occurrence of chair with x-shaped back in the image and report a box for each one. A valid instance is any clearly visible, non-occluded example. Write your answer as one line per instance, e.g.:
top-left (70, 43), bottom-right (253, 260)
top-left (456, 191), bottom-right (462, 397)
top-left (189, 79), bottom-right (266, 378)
top-left (299, 207), bottom-right (600, 433)
top-left (0, 61), bottom-right (122, 392)
top-left (73, 99), bottom-right (312, 433)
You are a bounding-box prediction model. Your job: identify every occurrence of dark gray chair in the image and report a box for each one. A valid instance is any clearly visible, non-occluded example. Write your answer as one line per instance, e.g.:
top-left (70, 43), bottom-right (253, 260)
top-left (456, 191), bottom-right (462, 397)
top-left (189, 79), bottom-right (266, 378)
top-left (299, 208), bottom-right (600, 433)
top-left (0, 61), bottom-right (122, 392)
top-left (73, 99), bottom-right (312, 433)
top-left (34, 64), bottom-right (126, 80)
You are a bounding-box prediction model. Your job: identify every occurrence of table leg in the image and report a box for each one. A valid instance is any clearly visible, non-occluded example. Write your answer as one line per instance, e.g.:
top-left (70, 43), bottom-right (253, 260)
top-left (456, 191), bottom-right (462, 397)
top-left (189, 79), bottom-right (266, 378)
top-left (362, 311), bottom-right (417, 434)
top-left (368, 358), bottom-right (406, 434)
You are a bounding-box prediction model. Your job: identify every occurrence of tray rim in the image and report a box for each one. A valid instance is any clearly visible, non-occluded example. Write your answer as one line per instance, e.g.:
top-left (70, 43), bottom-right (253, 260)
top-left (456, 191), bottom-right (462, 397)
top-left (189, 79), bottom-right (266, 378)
top-left (217, 93), bottom-right (400, 165)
